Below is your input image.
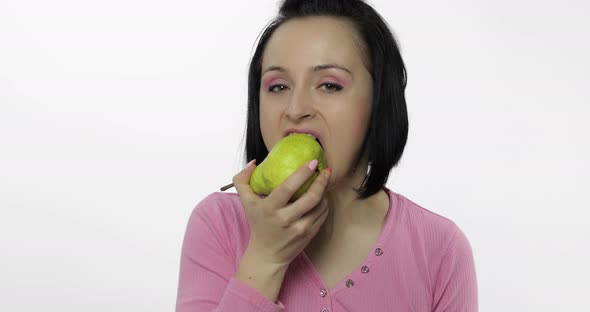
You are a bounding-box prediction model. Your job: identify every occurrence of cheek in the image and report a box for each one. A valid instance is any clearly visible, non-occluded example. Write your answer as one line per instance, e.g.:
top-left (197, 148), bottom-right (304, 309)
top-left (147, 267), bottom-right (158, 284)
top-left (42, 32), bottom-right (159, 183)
top-left (351, 101), bottom-right (372, 142)
top-left (259, 112), bottom-right (272, 149)
top-left (352, 113), bottom-right (367, 140)
top-left (329, 104), bottom-right (370, 162)
top-left (259, 103), bottom-right (282, 150)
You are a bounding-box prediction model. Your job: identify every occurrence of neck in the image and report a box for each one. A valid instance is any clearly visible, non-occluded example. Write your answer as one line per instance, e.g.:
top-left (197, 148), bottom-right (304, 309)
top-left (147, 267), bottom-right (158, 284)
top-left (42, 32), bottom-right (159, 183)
top-left (311, 160), bottom-right (387, 245)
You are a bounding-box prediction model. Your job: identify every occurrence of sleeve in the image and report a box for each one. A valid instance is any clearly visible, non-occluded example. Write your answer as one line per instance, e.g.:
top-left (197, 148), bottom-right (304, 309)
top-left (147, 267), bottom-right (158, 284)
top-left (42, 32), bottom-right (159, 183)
top-left (432, 227), bottom-right (478, 312)
top-left (175, 193), bottom-right (286, 312)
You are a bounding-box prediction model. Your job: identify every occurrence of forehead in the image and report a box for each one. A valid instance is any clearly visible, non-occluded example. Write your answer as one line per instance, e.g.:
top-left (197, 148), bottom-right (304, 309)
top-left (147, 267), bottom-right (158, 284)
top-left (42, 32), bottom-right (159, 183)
top-left (262, 16), bottom-right (365, 69)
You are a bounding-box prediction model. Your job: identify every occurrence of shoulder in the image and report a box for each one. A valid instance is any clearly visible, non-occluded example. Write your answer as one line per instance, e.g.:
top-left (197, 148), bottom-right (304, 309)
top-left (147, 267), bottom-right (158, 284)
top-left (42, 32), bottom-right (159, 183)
top-left (389, 193), bottom-right (479, 309)
top-left (391, 191), bottom-right (459, 236)
top-left (190, 191), bottom-right (245, 222)
top-left (386, 190), bottom-right (476, 293)
top-left (388, 190), bottom-right (473, 264)
top-left (186, 192), bottom-right (250, 259)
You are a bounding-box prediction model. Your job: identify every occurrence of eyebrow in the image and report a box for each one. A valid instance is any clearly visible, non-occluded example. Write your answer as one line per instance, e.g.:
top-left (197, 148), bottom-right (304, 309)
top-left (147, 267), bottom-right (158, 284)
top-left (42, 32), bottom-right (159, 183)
top-left (262, 64), bottom-right (352, 75)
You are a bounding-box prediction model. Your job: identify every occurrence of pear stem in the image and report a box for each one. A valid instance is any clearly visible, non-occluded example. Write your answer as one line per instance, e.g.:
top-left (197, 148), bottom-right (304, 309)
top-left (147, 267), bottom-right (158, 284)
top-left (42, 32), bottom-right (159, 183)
top-left (220, 183), bottom-right (234, 191)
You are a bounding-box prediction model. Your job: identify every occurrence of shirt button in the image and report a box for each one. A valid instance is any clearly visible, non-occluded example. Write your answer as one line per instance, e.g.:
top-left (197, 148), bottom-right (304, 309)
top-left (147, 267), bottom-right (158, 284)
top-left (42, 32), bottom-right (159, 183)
top-left (375, 247), bottom-right (383, 256)
top-left (346, 279), bottom-right (355, 288)
top-left (320, 289), bottom-right (327, 297)
top-left (361, 265), bottom-right (370, 273)
top-left (320, 309), bottom-right (329, 312)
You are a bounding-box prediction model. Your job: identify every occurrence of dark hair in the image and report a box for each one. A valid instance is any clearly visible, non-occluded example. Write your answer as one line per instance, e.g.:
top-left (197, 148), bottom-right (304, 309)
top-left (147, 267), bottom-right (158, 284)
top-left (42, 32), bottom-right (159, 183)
top-left (245, 0), bottom-right (408, 200)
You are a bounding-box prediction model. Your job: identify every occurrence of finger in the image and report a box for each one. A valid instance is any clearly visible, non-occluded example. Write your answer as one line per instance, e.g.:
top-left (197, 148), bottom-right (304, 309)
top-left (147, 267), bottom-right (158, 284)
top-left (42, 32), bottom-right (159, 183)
top-left (293, 197), bottom-right (329, 235)
top-left (266, 159), bottom-right (321, 207)
top-left (301, 197), bottom-right (328, 223)
top-left (310, 199), bottom-right (330, 230)
top-left (312, 201), bottom-right (330, 226)
top-left (232, 159), bottom-right (259, 203)
top-left (285, 167), bottom-right (331, 221)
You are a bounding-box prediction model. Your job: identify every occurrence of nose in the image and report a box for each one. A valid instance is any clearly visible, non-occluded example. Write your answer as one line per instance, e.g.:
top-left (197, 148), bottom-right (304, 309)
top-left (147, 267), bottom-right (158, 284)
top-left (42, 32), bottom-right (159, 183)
top-left (285, 88), bottom-right (316, 121)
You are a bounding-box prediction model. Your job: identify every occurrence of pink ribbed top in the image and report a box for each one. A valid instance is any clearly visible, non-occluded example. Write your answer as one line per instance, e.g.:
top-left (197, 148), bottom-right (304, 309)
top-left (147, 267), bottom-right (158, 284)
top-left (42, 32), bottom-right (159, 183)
top-left (176, 187), bottom-right (478, 311)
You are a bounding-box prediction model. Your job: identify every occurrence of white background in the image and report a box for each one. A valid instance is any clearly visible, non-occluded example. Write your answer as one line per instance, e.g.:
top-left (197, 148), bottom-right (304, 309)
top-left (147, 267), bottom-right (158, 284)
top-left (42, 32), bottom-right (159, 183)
top-left (1, 0), bottom-right (589, 311)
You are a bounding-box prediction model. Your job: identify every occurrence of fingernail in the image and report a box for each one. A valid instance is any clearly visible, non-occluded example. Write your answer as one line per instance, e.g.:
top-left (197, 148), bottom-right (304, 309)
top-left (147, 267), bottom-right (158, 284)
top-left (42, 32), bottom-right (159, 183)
top-left (244, 159), bottom-right (256, 170)
top-left (308, 159), bottom-right (318, 171)
top-left (324, 167), bottom-right (331, 177)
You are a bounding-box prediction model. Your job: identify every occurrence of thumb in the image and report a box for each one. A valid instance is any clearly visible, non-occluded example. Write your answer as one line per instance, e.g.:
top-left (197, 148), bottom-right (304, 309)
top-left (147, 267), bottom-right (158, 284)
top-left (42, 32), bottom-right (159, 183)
top-left (232, 159), bottom-right (258, 201)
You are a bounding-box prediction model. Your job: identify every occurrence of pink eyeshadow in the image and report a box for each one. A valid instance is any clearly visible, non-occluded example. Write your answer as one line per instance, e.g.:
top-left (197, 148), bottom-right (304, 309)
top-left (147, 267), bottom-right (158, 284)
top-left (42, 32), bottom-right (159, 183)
top-left (262, 76), bottom-right (286, 90)
top-left (320, 76), bottom-right (349, 87)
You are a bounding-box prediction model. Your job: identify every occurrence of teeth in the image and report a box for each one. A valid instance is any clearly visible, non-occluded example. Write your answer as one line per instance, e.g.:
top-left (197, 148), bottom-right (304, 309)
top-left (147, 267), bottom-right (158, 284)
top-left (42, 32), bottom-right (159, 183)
top-left (288, 132), bottom-right (317, 140)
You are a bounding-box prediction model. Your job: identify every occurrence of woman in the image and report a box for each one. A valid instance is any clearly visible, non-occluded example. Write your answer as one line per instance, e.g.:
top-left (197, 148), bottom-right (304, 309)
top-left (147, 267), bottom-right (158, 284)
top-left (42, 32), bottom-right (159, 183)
top-left (176, 0), bottom-right (478, 311)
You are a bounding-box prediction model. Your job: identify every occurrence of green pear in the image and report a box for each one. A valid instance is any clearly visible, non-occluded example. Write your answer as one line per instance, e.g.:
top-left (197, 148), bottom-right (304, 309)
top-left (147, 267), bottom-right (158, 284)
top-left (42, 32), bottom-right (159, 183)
top-left (250, 133), bottom-right (327, 201)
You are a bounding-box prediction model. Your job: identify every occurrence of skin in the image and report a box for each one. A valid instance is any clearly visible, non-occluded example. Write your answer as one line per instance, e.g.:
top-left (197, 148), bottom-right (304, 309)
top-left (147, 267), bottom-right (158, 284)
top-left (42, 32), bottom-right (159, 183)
top-left (232, 16), bottom-right (390, 302)
top-left (260, 16), bottom-right (389, 262)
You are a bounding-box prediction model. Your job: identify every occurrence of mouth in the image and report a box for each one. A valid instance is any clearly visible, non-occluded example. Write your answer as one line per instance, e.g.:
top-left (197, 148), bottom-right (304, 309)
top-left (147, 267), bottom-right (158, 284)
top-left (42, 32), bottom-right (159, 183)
top-left (284, 130), bottom-right (326, 173)
top-left (285, 131), bottom-right (323, 150)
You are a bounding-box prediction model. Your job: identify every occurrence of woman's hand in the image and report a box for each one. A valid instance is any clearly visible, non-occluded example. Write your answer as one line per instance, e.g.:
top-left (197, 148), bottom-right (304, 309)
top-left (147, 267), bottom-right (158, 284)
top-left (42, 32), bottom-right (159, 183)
top-left (232, 159), bottom-right (331, 267)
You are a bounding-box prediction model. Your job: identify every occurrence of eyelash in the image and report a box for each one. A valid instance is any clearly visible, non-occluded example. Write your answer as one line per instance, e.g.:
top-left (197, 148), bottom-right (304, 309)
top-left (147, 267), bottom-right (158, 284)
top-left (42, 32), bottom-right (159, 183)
top-left (268, 84), bottom-right (289, 92)
top-left (267, 83), bottom-right (343, 93)
top-left (320, 83), bottom-right (343, 92)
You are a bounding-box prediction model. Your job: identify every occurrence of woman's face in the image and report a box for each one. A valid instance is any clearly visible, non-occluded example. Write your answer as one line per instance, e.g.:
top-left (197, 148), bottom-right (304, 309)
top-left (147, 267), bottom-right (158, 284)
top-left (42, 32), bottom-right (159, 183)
top-left (259, 16), bottom-right (373, 184)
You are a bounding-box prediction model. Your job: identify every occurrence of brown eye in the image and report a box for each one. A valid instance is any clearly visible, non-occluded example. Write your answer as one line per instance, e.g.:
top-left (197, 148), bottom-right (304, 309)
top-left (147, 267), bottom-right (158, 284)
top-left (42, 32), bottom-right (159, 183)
top-left (320, 83), bottom-right (343, 92)
top-left (268, 84), bottom-right (289, 92)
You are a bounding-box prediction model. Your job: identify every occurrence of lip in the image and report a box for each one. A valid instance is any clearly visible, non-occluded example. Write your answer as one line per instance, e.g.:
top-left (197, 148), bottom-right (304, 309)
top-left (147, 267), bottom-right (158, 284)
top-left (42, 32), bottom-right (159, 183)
top-left (283, 128), bottom-right (323, 147)
top-left (284, 128), bottom-right (321, 140)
